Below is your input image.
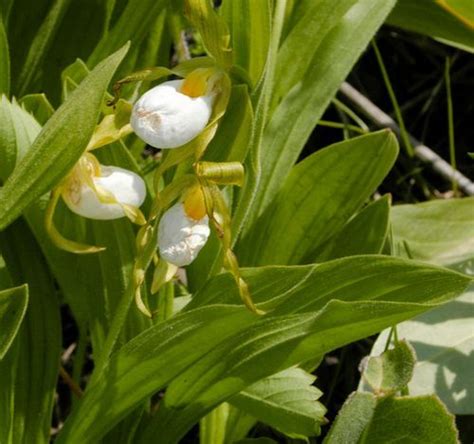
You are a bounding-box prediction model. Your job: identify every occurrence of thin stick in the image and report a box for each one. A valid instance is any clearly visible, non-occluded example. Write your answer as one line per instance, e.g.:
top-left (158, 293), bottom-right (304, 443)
top-left (59, 366), bottom-right (84, 398)
top-left (339, 82), bottom-right (474, 196)
top-left (444, 57), bottom-right (457, 194)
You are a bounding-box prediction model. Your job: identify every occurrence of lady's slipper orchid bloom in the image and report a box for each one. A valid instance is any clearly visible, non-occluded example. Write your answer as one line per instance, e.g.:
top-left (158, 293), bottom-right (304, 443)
top-left (61, 156), bottom-right (146, 222)
top-left (130, 69), bottom-right (216, 149)
top-left (158, 202), bottom-right (210, 267)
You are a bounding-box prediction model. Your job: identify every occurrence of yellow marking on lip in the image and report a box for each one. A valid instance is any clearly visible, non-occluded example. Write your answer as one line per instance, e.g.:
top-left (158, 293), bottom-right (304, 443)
top-left (180, 68), bottom-right (213, 98)
top-left (183, 184), bottom-right (207, 220)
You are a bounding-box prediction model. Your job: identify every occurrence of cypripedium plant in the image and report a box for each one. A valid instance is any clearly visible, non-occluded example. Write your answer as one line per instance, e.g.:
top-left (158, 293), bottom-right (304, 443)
top-left (107, 0), bottom-right (261, 317)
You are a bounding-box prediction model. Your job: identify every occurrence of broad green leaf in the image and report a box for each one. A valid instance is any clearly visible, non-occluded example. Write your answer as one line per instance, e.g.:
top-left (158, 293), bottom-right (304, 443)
top-left (0, 43), bottom-right (129, 231)
top-left (16, 0), bottom-right (72, 95)
top-left (391, 197), bottom-right (474, 270)
top-left (0, 219), bottom-right (61, 444)
top-left (0, 284), bottom-right (28, 359)
top-left (57, 256), bottom-right (470, 443)
top-left (242, 0), bottom-right (397, 230)
top-left (18, 94), bottom-right (54, 125)
top-left (316, 195), bottom-right (391, 261)
top-left (56, 307), bottom-right (257, 443)
top-left (188, 256), bottom-right (471, 313)
top-left (0, 96), bottom-right (42, 182)
top-left (238, 131), bottom-right (398, 266)
top-left (230, 367), bottom-right (326, 438)
top-left (140, 300), bottom-right (449, 443)
top-left (438, 0), bottom-right (474, 28)
top-left (363, 340), bottom-right (416, 395)
top-left (323, 392), bottom-right (376, 444)
top-left (272, 0), bottom-right (357, 106)
top-left (359, 395), bottom-right (459, 443)
top-left (0, 17), bottom-right (9, 95)
top-left (88, 0), bottom-right (167, 67)
top-left (387, 0), bottom-right (474, 52)
top-left (221, 0), bottom-right (271, 84)
top-left (368, 285), bottom-right (474, 414)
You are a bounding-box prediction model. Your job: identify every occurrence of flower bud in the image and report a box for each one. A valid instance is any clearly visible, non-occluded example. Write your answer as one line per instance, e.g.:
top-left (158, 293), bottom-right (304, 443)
top-left (63, 164), bottom-right (146, 221)
top-left (158, 202), bottom-right (210, 266)
top-left (131, 77), bottom-right (214, 149)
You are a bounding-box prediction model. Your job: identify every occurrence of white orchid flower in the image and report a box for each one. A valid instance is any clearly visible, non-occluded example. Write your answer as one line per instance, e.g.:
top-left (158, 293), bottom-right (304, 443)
top-left (130, 69), bottom-right (216, 149)
top-left (46, 153), bottom-right (147, 254)
top-left (158, 202), bottom-right (210, 267)
top-left (61, 155), bottom-right (146, 222)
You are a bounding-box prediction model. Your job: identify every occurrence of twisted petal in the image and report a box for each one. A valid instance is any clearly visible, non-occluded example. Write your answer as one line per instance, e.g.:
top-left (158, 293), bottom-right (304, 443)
top-left (130, 80), bottom-right (213, 149)
top-left (158, 203), bottom-right (210, 266)
top-left (63, 166), bottom-right (146, 220)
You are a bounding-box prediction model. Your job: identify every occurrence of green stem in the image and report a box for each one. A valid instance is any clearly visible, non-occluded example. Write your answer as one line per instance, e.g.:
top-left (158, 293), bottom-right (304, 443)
top-left (372, 40), bottom-right (414, 158)
top-left (444, 57), bottom-right (457, 194)
top-left (318, 120), bottom-right (367, 135)
top-left (332, 97), bottom-right (369, 132)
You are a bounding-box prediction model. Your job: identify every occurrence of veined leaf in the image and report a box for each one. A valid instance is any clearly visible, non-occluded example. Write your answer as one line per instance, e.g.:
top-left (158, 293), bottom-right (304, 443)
top-left (238, 131), bottom-right (398, 266)
top-left (16, 0), bottom-right (72, 95)
top-left (362, 339), bottom-right (416, 395)
top-left (272, 0), bottom-right (357, 107)
top-left (140, 300), bottom-right (451, 443)
top-left (316, 195), bottom-right (391, 261)
top-left (391, 197), bottom-right (474, 270)
top-left (323, 392), bottom-right (376, 444)
top-left (0, 284), bottom-right (28, 359)
top-left (0, 96), bottom-right (42, 182)
top-left (230, 367), bottom-right (326, 438)
top-left (387, 0), bottom-right (474, 52)
top-left (221, 0), bottom-right (271, 84)
top-left (0, 219), bottom-right (61, 444)
top-left (0, 43), bottom-right (129, 231)
top-left (57, 256), bottom-right (470, 442)
top-left (368, 284), bottom-right (474, 414)
top-left (56, 307), bottom-right (257, 443)
top-left (87, 0), bottom-right (167, 67)
top-left (242, 0), bottom-right (397, 230)
top-left (437, 0), bottom-right (474, 29)
top-left (359, 395), bottom-right (459, 443)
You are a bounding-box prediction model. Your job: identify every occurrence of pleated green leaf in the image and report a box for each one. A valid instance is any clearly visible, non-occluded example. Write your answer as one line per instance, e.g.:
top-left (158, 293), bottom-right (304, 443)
top-left (0, 219), bottom-right (61, 444)
top-left (242, 0), bottom-right (397, 230)
top-left (238, 131), bottom-right (398, 266)
top-left (0, 284), bottom-right (28, 359)
top-left (387, 0), bottom-right (474, 52)
top-left (316, 195), bottom-right (391, 261)
top-left (221, 0), bottom-right (271, 84)
top-left (0, 43), bottom-right (129, 230)
top-left (391, 197), bottom-right (474, 270)
top-left (56, 256), bottom-right (470, 443)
